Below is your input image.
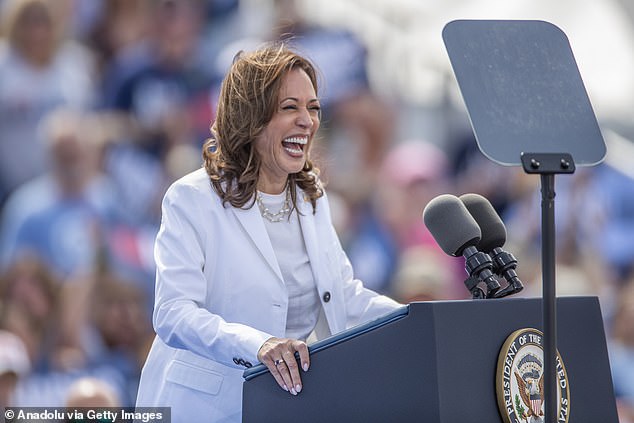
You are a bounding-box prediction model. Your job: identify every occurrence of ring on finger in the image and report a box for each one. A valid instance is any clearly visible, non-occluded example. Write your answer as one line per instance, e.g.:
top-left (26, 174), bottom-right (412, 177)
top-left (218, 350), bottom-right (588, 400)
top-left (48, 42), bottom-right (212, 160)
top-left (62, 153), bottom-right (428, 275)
top-left (274, 359), bottom-right (284, 367)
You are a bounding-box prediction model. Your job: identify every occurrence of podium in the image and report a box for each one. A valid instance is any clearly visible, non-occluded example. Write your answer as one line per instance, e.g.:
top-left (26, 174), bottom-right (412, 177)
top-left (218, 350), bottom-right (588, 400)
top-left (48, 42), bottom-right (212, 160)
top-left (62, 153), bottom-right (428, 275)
top-left (242, 297), bottom-right (618, 422)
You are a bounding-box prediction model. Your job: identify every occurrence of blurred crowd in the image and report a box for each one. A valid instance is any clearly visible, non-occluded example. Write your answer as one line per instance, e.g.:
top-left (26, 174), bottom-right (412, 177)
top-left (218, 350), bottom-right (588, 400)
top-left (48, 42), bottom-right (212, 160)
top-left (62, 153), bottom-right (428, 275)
top-left (0, 0), bottom-right (632, 420)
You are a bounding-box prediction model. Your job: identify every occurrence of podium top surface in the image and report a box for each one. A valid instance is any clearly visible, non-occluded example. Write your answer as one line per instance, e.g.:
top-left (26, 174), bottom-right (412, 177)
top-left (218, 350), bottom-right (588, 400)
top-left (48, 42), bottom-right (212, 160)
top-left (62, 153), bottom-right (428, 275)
top-left (443, 20), bottom-right (606, 167)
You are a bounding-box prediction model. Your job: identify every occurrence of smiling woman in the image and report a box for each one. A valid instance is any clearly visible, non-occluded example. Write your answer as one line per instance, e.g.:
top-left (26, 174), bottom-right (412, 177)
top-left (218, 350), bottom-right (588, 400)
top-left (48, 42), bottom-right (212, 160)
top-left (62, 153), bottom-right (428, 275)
top-left (203, 44), bottom-right (324, 212)
top-left (252, 67), bottom-right (321, 194)
top-left (135, 42), bottom-right (401, 423)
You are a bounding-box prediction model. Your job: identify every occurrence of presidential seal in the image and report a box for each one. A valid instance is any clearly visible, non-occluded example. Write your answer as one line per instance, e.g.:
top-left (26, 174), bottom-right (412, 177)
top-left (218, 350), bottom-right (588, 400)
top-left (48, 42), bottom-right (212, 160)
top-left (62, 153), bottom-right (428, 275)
top-left (496, 328), bottom-right (570, 423)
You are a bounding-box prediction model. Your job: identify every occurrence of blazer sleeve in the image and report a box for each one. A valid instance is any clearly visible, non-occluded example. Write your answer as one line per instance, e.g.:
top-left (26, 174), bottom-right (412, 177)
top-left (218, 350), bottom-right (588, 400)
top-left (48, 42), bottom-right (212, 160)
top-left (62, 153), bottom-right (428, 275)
top-left (152, 182), bottom-right (272, 369)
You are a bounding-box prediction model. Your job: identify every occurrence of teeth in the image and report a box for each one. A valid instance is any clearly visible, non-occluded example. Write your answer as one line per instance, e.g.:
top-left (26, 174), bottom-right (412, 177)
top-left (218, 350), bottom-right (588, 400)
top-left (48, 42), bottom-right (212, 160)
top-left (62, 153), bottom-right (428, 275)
top-left (284, 136), bottom-right (308, 145)
top-left (284, 145), bottom-right (302, 154)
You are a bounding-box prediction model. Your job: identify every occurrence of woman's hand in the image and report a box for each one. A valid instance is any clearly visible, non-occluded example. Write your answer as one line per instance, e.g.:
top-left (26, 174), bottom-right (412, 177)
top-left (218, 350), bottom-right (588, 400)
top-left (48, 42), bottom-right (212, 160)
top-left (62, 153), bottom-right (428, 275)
top-left (257, 337), bottom-right (310, 395)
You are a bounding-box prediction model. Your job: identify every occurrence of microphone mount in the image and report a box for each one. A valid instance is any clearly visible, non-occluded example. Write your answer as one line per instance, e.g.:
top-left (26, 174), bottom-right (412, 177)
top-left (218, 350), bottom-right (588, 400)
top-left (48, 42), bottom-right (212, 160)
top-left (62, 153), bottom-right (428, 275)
top-left (462, 246), bottom-right (500, 299)
top-left (490, 247), bottom-right (524, 298)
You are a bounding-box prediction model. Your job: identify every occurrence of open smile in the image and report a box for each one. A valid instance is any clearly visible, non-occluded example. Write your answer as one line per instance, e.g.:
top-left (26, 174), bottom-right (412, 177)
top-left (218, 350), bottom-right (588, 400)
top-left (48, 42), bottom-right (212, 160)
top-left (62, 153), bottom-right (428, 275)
top-left (282, 136), bottom-right (308, 156)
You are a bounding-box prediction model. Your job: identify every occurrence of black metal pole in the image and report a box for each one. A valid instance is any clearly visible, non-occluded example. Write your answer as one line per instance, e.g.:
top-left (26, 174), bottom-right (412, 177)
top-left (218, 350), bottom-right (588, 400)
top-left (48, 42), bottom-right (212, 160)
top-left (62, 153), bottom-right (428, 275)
top-left (541, 173), bottom-right (557, 423)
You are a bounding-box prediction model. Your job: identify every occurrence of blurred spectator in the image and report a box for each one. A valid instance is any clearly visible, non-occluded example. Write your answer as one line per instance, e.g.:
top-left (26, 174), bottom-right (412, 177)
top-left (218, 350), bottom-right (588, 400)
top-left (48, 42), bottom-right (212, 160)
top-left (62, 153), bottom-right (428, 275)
top-left (390, 246), bottom-right (454, 303)
top-left (0, 0), bottom-right (96, 204)
top-left (591, 165), bottom-right (634, 282)
top-left (0, 255), bottom-right (64, 372)
top-left (376, 140), bottom-right (450, 248)
top-left (450, 133), bottom-right (517, 216)
top-left (608, 277), bottom-right (634, 422)
top-left (58, 270), bottom-right (153, 405)
top-left (344, 140), bottom-right (463, 295)
top-left (85, 274), bottom-right (153, 404)
top-left (84, 0), bottom-right (152, 80)
top-left (0, 330), bottom-right (30, 408)
top-left (0, 107), bottom-right (117, 278)
top-left (102, 0), bottom-right (213, 153)
top-left (198, 0), bottom-right (242, 71)
top-left (65, 377), bottom-right (120, 407)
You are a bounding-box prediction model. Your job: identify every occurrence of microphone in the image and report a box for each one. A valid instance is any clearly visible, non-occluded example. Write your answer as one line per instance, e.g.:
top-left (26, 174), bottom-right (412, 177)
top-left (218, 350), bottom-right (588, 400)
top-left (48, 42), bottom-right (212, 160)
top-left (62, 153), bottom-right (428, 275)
top-left (423, 194), bottom-right (501, 299)
top-left (459, 193), bottom-right (524, 298)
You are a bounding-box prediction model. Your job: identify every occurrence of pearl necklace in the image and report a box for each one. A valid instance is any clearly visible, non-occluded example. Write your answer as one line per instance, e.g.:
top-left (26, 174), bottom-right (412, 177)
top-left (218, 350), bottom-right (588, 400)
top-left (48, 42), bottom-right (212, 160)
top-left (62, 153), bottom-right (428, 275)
top-left (256, 190), bottom-right (291, 222)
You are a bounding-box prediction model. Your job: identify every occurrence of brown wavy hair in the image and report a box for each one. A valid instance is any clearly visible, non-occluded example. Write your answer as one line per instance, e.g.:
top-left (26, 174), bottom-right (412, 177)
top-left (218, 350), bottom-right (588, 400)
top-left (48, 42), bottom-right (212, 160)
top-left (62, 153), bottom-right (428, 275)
top-left (202, 42), bottom-right (324, 213)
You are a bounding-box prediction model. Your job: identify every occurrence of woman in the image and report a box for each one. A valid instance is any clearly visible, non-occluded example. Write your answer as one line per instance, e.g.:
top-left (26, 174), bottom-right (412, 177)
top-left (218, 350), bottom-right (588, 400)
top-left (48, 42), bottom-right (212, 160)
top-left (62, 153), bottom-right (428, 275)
top-left (135, 43), bottom-right (401, 422)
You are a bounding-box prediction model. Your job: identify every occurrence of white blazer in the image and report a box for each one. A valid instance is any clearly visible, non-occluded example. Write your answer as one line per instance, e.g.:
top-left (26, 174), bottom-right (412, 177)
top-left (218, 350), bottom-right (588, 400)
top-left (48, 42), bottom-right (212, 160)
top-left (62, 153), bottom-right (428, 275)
top-left (135, 168), bottom-right (401, 423)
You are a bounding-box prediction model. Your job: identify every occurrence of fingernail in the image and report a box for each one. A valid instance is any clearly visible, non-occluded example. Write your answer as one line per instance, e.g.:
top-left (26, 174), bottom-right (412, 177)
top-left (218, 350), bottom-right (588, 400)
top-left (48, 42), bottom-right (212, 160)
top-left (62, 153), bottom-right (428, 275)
top-left (290, 388), bottom-right (297, 396)
top-left (295, 384), bottom-right (302, 393)
top-left (283, 385), bottom-right (289, 392)
top-left (303, 363), bottom-right (309, 372)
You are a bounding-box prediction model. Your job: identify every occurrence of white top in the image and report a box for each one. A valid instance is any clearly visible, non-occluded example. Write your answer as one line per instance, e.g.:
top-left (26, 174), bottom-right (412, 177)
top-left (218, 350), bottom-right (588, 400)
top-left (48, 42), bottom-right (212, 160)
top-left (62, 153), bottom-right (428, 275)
top-left (258, 190), bottom-right (320, 341)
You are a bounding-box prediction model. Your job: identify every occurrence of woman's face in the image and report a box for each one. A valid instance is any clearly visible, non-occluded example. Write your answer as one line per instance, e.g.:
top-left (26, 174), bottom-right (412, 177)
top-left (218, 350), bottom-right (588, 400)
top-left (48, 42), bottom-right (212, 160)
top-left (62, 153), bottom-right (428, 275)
top-left (255, 68), bottom-right (320, 194)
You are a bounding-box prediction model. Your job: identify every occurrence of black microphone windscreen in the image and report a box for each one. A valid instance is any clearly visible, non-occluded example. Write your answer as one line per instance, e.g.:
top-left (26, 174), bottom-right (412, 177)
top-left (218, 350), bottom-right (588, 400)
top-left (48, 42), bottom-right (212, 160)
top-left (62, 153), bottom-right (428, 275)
top-left (459, 193), bottom-right (507, 252)
top-left (423, 194), bottom-right (481, 257)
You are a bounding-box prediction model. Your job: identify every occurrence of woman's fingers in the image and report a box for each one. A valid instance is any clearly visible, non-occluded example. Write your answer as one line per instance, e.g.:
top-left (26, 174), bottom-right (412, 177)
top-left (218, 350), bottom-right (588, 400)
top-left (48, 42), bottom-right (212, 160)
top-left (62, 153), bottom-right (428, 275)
top-left (269, 357), bottom-right (292, 393)
top-left (258, 337), bottom-right (310, 395)
top-left (282, 350), bottom-right (302, 394)
top-left (293, 340), bottom-right (310, 372)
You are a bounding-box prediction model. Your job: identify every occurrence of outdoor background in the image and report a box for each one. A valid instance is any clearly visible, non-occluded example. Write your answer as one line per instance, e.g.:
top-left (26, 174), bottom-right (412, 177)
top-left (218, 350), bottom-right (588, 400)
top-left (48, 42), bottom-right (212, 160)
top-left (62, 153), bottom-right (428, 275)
top-left (0, 0), bottom-right (633, 420)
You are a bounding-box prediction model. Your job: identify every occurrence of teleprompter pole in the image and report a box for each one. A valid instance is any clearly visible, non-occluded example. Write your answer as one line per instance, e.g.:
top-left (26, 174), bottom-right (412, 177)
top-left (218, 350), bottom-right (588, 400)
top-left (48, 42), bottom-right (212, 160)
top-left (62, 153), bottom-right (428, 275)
top-left (541, 173), bottom-right (557, 423)
top-left (521, 153), bottom-right (574, 423)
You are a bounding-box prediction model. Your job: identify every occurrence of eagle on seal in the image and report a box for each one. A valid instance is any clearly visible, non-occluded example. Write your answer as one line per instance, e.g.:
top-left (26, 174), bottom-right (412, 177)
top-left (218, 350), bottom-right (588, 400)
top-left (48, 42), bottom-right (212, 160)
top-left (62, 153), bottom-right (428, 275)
top-left (514, 370), bottom-right (544, 419)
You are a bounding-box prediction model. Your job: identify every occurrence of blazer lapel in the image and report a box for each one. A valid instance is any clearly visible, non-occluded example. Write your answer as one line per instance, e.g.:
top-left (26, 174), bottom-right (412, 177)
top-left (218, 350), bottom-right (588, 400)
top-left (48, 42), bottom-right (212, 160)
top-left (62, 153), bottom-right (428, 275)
top-left (232, 204), bottom-right (284, 283)
top-left (298, 194), bottom-right (342, 335)
top-left (297, 194), bottom-right (333, 297)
